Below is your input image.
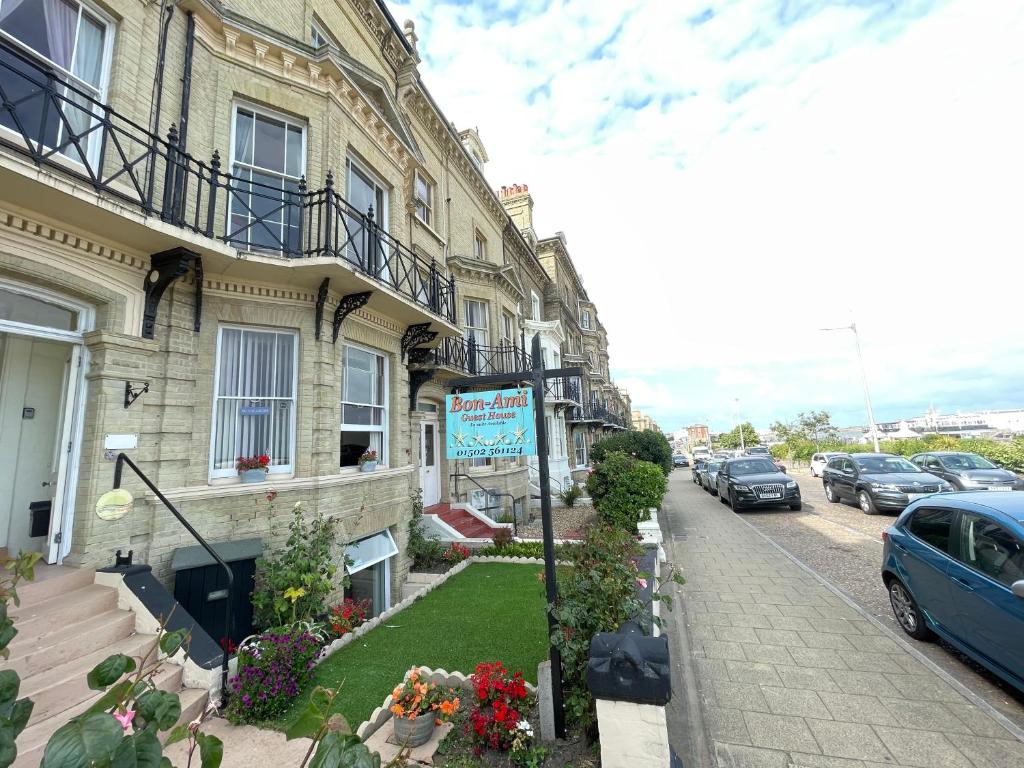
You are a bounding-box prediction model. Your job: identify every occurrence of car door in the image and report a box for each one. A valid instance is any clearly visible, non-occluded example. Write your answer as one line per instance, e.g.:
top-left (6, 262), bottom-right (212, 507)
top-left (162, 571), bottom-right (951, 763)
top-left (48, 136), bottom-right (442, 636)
top-left (835, 458), bottom-right (857, 499)
top-left (717, 463), bottom-right (729, 495)
top-left (946, 512), bottom-right (1024, 681)
top-left (900, 506), bottom-right (960, 634)
top-left (922, 456), bottom-right (952, 486)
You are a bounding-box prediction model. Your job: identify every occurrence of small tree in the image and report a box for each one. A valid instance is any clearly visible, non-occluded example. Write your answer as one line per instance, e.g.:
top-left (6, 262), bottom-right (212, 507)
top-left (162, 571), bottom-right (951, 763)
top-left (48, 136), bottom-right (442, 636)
top-left (586, 451), bottom-right (667, 531)
top-left (716, 422), bottom-right (759, 449)
top-left (589, 430), bottom-right (673, 475)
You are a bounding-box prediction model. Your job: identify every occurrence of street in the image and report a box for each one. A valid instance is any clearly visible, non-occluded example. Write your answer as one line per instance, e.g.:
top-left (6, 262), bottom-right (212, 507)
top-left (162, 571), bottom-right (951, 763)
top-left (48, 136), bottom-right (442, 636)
top-left (661, 469), bottom-right (1024, 768)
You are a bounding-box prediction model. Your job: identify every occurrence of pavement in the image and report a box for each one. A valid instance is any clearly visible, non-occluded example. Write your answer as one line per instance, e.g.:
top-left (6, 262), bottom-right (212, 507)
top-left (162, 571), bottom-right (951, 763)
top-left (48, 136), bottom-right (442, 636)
top-left (661, 470), bottom-right (1024, 768)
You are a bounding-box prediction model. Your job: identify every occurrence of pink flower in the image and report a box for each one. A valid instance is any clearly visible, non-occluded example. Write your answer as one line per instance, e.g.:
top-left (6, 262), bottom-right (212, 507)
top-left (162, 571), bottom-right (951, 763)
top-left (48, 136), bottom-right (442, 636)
top-left (114, 710), bottom-right (135, 733)
top-left (636, 578), bottom-right (648, 590)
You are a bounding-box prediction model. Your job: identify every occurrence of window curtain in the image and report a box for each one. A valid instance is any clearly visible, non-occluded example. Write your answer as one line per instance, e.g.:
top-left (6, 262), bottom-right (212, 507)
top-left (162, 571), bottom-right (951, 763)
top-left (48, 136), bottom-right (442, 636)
top-left (213, 329), bottom-right (294, 473)
top-left (0, 0), bottom-right (30, 24)
top-left (64, 10), bottom-right (104, 157)
top-left (43, 0), bottom-right (76, 69)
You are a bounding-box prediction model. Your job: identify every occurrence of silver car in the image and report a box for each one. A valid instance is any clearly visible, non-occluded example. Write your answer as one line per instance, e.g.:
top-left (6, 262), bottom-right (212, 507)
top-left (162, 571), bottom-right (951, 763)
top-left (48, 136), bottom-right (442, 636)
top-left (702, 460), bottom-right (724, 496)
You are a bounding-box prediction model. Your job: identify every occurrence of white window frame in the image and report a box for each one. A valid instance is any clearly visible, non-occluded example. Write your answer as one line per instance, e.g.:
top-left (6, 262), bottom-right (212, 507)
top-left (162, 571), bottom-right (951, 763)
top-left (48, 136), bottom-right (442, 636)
top-left (340, 342), bottom-right (389, 469)
top-left (473, 230), bottom-right (486, 260)
top-left (227, 102), bottom-right (307, 252)
top-left (310, 18), bottom-right (331, 47)
top-left (580, 309), bottom-right (591, 329)
top-left (414, 169), bottom-right (433, 226)
top-left (209, 325), bottom-right (299, 480)
top-left (530, 292), bottom-right (541, 321)
top-left (501, 311), bottom-right (515, 346)
top-left (574, 431), bottom-right (587, 468)
top-left (346, 155), bottom-right (390, 232)
top-left (0, 0), bottom-right (116, 167)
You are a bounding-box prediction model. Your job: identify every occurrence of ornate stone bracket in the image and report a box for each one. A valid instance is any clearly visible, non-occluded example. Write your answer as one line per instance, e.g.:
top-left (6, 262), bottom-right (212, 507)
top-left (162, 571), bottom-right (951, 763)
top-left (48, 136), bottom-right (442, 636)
top-left (400, 322), bottom-right (437, 361)
top-left (314, 278), bottom-right (330, 341)
top-left (408, 368), bottom-right (436, 410)
top-left (332, 292), bottom-right (373, 343)
top-left (407, 347), bottom-right (434, 365)
top-left (142, 247), bottom-right (202, 340)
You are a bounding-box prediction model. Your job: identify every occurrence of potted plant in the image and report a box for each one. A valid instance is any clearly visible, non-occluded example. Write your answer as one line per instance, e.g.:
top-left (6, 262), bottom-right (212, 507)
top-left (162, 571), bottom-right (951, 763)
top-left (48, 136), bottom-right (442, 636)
top-left (237, 454), bottom-right (270, 483)
top-left (389, 668), bottom-right (460, 747)
top-left (358, 449), bottom-right (378, 473)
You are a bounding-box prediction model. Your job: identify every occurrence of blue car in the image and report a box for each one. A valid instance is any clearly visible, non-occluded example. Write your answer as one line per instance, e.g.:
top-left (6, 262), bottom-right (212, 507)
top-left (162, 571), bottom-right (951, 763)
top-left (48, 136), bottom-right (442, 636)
top-left (882, 492), bottom-right (1024, 692)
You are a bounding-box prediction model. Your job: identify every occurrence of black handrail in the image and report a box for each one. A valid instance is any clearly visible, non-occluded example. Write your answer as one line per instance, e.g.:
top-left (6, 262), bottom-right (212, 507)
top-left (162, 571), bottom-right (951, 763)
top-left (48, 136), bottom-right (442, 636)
top-left (428, 336), bottom-right (531, 376)
top-left (0, 36), bottom-right (456, 323)
top-left (450, 472), bottom-right (518, 537)
top-left (112, 453), bottom-right (232, 699)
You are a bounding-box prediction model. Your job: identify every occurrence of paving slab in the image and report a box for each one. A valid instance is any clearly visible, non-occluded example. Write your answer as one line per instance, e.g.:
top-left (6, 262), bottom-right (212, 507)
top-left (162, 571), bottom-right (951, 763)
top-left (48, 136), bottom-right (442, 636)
top-left (661, 473), bottom-right (1024, 768)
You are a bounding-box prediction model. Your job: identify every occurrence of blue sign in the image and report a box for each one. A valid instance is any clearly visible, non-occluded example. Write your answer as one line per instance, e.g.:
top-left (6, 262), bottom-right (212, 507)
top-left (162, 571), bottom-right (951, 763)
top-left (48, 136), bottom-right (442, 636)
top-left (445, 388), bottom-right (536, 460)
top-left (240, 405), bottom-right (271, 417)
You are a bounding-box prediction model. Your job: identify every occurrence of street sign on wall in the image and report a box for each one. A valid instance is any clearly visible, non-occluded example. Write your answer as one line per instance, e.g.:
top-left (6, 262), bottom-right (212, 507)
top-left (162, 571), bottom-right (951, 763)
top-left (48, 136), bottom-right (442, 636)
top-left (445, 388), bottom-right (537, 460)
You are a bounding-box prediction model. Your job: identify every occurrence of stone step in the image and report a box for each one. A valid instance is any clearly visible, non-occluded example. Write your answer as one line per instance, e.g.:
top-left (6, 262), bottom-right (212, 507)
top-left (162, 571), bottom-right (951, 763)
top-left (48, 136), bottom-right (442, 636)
top-left (13, 665), bottom-right (195, 768)
top-left (14, 565), bottom-right (94, 606)
top-left (21, 633), bottom-right (162, 726)
top-left (10, 584), bottom-right (118, 639)
top-left (7, 608), bottom-right (136, 678)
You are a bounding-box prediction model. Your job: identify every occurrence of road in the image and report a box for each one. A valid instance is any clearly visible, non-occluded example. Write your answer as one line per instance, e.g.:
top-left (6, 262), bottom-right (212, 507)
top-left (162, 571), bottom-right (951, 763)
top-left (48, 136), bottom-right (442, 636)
top-left (739, 467), bottom-right (1024, 731)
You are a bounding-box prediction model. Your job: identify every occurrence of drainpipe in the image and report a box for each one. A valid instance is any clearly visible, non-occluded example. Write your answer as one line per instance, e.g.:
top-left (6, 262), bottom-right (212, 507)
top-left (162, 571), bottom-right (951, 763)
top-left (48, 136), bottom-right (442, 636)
top-left (177, 11), bottom-right (195, 151)
top-left (146, 0), bottom-right (175, 210)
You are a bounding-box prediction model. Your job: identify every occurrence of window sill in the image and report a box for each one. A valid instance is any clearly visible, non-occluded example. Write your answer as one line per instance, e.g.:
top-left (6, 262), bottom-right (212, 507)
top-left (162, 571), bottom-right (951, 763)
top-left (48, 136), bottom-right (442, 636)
top-left (412, 215), bottom-right (446, 247)
top-left (155, 465), bottom-right (414, 502)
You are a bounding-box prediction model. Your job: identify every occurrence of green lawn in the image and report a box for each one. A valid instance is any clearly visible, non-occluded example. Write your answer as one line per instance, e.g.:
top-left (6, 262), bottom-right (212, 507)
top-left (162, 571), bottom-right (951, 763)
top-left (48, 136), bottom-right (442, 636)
top-left (276, 562), bottom-right (552, 731)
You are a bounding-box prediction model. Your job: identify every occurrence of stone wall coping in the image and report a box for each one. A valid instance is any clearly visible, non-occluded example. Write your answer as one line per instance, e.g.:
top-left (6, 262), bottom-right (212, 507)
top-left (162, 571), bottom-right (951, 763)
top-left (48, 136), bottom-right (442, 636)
top-left (152, 465), bottom-right (415, 502)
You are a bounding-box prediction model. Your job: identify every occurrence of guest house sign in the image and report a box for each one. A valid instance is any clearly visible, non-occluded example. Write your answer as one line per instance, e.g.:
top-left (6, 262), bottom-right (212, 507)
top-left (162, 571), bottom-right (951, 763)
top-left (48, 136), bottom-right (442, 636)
top-left (445, 388), bottom-right (537, 459)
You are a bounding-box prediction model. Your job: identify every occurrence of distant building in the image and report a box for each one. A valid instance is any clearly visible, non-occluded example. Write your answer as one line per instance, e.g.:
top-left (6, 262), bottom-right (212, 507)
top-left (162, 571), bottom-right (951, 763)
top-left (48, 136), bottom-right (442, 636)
top-left (632, 411), bottom-right (661, 433)
top-left (687, 424), bottom-right (710, 445)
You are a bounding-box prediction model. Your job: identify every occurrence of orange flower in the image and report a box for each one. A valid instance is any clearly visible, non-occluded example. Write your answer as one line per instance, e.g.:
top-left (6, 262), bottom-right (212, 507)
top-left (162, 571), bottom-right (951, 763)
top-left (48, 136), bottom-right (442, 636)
top-left (408, 710), bottom-right (418, 720)
top-left (390, 704), bottom-right (405, 718)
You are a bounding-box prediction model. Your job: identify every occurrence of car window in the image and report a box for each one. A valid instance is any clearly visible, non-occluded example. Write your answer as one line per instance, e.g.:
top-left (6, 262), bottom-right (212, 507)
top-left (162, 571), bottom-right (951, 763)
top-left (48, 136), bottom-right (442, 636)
top-left (906, 507), bottom-right (956, 552)
top-left (957, 513), bottom-right (1024, 587)
top-left (813, 454), bottom-right (822, 462)
top-left (925, 457), bottom-right (942, 471)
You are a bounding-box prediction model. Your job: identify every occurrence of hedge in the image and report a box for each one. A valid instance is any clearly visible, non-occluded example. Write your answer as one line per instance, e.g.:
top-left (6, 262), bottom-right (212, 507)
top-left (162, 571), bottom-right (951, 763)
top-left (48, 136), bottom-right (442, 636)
top-left (772, 435), bottom-right (1024, 472)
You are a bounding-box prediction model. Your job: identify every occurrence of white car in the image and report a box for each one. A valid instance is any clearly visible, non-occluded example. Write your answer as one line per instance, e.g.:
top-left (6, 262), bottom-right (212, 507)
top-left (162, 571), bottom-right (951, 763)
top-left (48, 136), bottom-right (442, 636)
top-left (810, 451), bottom-right (844, 477)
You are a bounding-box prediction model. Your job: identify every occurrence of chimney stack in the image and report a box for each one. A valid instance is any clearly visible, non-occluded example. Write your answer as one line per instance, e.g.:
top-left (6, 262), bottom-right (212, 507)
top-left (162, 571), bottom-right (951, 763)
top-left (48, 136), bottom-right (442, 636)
top-left (499, 183), bottom-right (534, 235)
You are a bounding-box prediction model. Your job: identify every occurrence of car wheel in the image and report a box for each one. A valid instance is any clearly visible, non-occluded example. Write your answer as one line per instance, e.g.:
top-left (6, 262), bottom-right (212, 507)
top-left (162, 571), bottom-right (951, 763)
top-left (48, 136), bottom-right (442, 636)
top-left (824, 483), bottom-right (839, 503)
top-left (719, 489), bottom-right (728, 505)
top-left (888, 579), bottom-right (934, 641)
top-left (789, 502), bottom-right (802, 511)
top-left (858, 490), bottom-right (879, 515)
top-left (729, 491), bottom-right (741, 511)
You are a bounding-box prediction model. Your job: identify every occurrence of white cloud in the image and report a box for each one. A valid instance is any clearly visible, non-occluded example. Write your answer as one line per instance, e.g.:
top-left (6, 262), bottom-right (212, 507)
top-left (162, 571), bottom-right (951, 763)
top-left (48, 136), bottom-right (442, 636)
top-left (389, 0), bottom-right (1024, 431)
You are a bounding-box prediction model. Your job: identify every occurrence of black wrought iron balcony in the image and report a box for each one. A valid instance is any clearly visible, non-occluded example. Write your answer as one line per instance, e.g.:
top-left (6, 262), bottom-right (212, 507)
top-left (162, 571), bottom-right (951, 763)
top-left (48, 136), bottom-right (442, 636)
top-left (567, 404), bottom-right (602, 423)
top-left (544, 377), bottom-right (581, 403)
top-left (423, 336), bottom-right (531, 376)
top-left (0, 38), bottom-right (455, 324)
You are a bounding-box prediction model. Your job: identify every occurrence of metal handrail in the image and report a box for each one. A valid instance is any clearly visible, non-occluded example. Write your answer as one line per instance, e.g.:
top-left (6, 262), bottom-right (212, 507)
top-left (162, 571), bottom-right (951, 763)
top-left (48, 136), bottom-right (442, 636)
top-left (528, 463), bottom-right (564, 494)
top-left (112, 453), bottom-right (232, 697)
top-left (450, 472), bottom-right (518, 537)
top-left (429, 336), bottom-right (531, 376)
top-left (0, 37), bottom-right (456, 323)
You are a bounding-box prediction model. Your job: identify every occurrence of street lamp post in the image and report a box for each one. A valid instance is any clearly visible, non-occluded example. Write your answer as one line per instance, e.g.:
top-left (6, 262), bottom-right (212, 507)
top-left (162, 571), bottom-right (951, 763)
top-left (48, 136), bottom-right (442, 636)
top-left (735, 398), bottom-right (745, 451)
top-left (821, 322), bottom-right (881, 452)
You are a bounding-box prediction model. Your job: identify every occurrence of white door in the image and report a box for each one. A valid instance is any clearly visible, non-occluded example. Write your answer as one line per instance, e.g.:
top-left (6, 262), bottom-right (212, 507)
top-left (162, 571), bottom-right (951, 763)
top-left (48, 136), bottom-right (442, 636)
top-left (0, 336), bottom-right (77, 562)
top-left (420, 421), bottom-right (440, 507)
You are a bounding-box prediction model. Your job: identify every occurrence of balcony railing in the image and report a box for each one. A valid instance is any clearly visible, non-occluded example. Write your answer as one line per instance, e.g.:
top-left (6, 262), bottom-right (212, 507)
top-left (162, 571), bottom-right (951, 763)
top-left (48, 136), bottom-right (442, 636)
top-left (427, 336), bottom-right (531, 376)
top-left (0, 38), bottom-right (455, 324)
top-left (567, 405), bottom-right (602, 423)
top-left (544, 377), bottom-right (581, 403)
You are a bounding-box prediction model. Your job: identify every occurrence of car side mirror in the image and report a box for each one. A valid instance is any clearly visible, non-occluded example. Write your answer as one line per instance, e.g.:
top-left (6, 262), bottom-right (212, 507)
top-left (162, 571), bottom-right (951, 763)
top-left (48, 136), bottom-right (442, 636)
top-left (1013, 580), bottom-right (1024, 599)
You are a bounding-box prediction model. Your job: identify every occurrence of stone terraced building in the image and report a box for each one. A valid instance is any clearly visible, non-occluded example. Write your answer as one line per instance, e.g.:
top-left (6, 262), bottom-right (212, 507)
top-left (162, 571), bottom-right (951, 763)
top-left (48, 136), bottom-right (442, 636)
top-left (0, 0), bottom-right (630, 620)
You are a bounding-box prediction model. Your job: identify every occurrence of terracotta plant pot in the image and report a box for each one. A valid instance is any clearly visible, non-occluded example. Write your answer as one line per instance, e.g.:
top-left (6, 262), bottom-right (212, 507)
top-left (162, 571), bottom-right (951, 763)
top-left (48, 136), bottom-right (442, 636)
top-left (392, 713), bottom-right (434, 747)
top-left (360, 461), bottom-right (377, 473)
top-left (239, 468), bottom-right (268, 484)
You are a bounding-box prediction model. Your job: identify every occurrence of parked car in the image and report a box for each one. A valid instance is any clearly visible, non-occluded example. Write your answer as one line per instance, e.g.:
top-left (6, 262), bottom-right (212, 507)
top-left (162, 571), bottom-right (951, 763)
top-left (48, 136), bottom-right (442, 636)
top-left (822, 453), bottom-right (954, 515)
top-left (692, 458), bottom-right (708, 484)
top-left (881, 492), bottom-right (1024, 692)
top-left (810, 451), bottom-right (844, 478)
top-left (673, 454), bottom-right (690, 468)
top-left (692, 447), bottom-right (712, 464)
top-left (716, 456), bottom-right (801, 511)
top-left (909, 452), bottom-right (1023, 491)
top-left (744, 446), bottom-right (771, 456)
top-left (702, 460), bottom-right (724, 496)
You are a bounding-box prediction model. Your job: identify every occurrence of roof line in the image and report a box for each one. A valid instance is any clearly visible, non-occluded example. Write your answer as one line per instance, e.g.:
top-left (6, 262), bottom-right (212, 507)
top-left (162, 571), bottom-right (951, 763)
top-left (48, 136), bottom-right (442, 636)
top-left (374, 0), bottom-right (413, 54)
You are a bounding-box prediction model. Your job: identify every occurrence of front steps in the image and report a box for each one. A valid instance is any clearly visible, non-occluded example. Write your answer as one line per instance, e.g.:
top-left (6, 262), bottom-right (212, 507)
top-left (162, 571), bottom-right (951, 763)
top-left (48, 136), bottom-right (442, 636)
top-left (424, 502), bottom-right (507, 540)
top-left (401, 571), bottom-right (444, 601)
top-left (8, 566), bottom-right (208, 767)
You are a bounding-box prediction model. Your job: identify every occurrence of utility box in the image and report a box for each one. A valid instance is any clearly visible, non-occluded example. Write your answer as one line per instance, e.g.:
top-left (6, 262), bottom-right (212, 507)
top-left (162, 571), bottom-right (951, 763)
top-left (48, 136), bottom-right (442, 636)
top-left (28, 501), bottom-right (51, 538)
top-left (171, 538), bottom-right (262, 647)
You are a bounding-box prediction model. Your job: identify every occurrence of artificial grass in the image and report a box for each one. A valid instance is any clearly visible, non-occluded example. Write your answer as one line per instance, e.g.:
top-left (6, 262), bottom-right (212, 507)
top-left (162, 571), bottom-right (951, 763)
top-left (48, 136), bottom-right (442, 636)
top-left (276, 562), bottom-right (553, 731)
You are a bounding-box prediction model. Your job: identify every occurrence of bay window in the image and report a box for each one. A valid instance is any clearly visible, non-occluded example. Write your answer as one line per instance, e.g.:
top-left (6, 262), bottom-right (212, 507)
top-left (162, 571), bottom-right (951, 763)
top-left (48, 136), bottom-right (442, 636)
top-left (341, 344), bottom-right (388, 467)
top-left (414, 170), bottom-right (433, 226)
top-left (229, 105), bottom-right (305, 253)
top-left (0, 0), bottom-right (112, 163)
top-left (211, 327), bottom-right (297, 478)
top-left (464, 299), bottom-right (488, 372)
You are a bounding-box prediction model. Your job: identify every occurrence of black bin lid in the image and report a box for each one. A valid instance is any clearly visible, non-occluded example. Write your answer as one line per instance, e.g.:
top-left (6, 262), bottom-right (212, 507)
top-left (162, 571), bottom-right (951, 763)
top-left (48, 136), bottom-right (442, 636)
top-left (171, 537), bottom-right (263, 572)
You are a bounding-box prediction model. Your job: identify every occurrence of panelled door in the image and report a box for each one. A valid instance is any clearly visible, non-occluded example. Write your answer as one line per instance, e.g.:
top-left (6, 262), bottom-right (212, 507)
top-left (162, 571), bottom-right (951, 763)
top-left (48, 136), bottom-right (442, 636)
top-left (420, 421), bottom-right (440, 507)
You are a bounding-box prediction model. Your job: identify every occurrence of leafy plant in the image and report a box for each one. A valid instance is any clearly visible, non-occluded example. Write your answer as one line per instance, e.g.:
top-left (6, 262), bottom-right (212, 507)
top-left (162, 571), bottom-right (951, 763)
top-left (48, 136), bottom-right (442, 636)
top-left (226, 628), bottom-right (322, 724)
top-left (490, 527), bottom-right (514, 550)
top-left (388, 667), bottom-right (460, 721)
top-left (408, 489), bottom-right (444, 569)
top-left (253, 500), bottom-right (342, 629)
top-left (715, 422), bottom-right (760, 450)
top-left (329, 599), bottom-right (371, 637)
top-left (1, 551), bottom-right (41, 768)
top-left (285, 686), bottom-right (388, 768)
top-left (586, 451), bottom-right (667, 532)
top-left (442, 543), bottom-right (471, 564)
top-left (466, 662), bottom-right (531, 754)
top-left (475, 542), bottom-right (578, 560)
top-left (558, 484), bottom-right (582, 508)
top-left (589, 430), bottom-right (673, 475)
top-left (236, 454), bottom-right (270, 471)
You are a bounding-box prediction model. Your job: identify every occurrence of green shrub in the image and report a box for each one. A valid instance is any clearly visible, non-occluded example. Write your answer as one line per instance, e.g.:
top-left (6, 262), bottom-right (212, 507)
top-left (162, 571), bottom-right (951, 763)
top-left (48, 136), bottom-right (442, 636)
top-left (586, 451), bottom-right (667, 532)
top-left (491, 527), bottom-right (514, 549)
top-left (252, 501), bottom-right (340, 630)
top-left (475, 541), bottom-right (578, 560)
top-left (408, 489), bottom-right (444, 568)
top-left (559, 483), bottom-right (582, 507)
top-left (590, 430), bottom-right (673, 475)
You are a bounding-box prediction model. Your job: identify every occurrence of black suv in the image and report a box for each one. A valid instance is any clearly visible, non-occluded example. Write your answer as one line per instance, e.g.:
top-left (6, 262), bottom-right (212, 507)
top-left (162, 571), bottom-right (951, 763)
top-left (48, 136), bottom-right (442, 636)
top-left (821, 453), bottom-right (953, 514)
top-left (909, 452), bottom-right (1023, 491)
top-left (716, 457), bottom-right (801, 512)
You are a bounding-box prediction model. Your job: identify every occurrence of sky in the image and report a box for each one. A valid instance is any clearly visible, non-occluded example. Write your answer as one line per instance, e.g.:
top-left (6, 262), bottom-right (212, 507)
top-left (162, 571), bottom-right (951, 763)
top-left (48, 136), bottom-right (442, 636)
top-left (387, 0), bottom-right (1024, 435)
